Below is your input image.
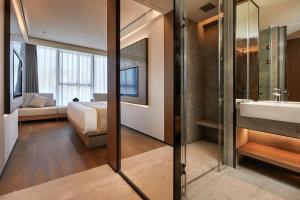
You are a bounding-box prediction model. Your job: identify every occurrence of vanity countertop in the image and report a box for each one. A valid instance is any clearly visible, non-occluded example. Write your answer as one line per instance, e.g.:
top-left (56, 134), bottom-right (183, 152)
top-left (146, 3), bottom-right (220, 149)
top-left (240, 101), bottom-right (300, 124)
top-left (236, 101), bottom-right (300, 139)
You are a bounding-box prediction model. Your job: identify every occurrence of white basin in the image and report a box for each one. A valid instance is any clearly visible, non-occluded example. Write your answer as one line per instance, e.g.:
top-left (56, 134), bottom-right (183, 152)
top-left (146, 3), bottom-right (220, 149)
top-left (240, 101), bottom-right (300, 124)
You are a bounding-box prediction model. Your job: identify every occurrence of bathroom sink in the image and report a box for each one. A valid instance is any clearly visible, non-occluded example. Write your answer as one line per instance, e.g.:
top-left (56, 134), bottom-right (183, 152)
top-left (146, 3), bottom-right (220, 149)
top-left (240, 101), bottom-right (300, 124)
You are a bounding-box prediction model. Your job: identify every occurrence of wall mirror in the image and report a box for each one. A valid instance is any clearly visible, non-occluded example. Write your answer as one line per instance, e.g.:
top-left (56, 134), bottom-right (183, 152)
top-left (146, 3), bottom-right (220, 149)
top-left (236, 0), bottom-right (300, 102)
top-left (119, 0), bottom-right (174, 199)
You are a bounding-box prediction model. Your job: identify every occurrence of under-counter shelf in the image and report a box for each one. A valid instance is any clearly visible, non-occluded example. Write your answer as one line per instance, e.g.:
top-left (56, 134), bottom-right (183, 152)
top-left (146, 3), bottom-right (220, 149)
top-left (196, 119), bottom-right (219, 129)
top-left (238, 142), bottom-right (300, 173)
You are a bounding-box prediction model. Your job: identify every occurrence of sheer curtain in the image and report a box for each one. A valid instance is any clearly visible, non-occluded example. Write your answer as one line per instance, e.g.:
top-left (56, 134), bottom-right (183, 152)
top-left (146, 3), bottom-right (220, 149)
top-left (37, 46), bottom-right (57, 98)
top-left (94, 55), bottom-right (107, 93)
top-left (37, 46), bottom-right (107, 106)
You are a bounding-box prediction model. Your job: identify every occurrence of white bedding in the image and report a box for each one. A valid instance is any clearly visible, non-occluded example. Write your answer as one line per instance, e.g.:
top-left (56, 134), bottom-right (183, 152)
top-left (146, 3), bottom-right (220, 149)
top-left (67, 102), bottom-right (107, 134)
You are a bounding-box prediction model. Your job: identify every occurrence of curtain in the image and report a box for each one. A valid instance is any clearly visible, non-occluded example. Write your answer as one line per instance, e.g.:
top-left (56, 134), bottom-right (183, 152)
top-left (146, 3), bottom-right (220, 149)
top-left (37, 46), bottom-right (107, 106)
top-left (58, 50), bottom-right (93, 105)
top-left (25, 44), bottom-right (39, 93)
top-left (37, 46), bottom-right (57, 98)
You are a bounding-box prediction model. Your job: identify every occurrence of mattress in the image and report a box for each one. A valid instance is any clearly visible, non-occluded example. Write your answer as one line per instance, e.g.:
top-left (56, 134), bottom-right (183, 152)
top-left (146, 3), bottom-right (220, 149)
top-left (67, 102), bottom-right (107, 134)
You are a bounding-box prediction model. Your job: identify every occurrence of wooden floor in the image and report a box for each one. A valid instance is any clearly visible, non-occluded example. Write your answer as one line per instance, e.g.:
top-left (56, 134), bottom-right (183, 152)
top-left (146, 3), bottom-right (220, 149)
top-left (0, 120), bottom-right (165, 196)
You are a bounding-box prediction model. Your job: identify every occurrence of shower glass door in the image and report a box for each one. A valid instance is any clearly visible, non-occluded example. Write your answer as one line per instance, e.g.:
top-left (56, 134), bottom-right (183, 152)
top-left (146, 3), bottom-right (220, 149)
top-left (179, 0), bottom-right (225, 198)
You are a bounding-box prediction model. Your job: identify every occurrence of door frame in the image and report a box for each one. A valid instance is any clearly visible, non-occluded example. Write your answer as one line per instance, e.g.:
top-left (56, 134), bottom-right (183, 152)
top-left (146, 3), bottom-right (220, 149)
top-left (173, 0), bottom-right (184, 199)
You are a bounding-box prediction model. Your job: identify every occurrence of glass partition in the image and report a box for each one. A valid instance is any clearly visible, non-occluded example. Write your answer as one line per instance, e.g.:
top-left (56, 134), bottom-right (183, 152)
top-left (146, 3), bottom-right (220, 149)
top-left (180, 0), bottom-right (225, 198)
top-left (119, 1), bottom-right (174, 199)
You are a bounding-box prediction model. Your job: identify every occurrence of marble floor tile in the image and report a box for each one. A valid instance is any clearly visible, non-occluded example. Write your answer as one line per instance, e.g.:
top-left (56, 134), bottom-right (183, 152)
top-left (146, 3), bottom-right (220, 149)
top-left (0, 165), bottom-right (141, 200)
top-left (187, 161), bottom-right (300, 200)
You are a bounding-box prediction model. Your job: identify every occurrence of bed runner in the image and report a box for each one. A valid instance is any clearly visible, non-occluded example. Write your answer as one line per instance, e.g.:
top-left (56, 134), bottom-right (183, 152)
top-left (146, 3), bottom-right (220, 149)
top-left (80, 102), bottom-right (107, 133)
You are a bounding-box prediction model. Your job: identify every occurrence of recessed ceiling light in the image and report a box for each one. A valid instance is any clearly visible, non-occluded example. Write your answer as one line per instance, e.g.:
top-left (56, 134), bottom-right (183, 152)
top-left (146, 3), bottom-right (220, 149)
top-left (83, 36), bottom-right (89, 40)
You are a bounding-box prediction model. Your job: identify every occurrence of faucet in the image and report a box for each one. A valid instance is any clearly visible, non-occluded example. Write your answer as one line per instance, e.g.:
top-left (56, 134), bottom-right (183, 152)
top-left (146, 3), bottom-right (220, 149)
top-left (281, 89), bottom-right (289, 101)
top-left (273, 88), bottom-right (281, 102)
top-left (273, 88), bottom-right (289, 102)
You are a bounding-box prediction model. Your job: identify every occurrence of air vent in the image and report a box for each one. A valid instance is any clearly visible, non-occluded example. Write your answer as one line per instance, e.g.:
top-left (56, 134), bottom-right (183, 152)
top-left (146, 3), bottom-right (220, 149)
top-left (199, 3), bottom-right (216, 12)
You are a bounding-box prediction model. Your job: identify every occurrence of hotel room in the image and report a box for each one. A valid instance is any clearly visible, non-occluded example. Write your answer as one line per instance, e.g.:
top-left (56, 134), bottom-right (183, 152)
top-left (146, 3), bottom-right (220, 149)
top-left (1, 0), bottom-right (300, 200)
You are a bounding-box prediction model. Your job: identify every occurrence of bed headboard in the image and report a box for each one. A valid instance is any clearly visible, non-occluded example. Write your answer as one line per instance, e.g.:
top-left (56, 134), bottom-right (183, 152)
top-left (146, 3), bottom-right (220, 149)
top-left (93, 93), bottom-right (107, 102)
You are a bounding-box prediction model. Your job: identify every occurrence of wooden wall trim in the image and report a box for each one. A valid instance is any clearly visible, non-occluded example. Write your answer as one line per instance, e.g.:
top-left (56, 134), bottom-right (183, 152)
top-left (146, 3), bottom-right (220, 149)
top-left (164, 11), bottom-right (174, 146)
top-left (107, 0), bottom-right (120, 172)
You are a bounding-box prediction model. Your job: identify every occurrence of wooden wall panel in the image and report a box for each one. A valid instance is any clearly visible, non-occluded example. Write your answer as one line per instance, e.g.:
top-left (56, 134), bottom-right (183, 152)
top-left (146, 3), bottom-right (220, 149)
top-left (164, 11), bottom-right (174, 146)
top-left (287, 38), bottom-right (300, 101)
top-left (107, 0), bottom-right (120, 171)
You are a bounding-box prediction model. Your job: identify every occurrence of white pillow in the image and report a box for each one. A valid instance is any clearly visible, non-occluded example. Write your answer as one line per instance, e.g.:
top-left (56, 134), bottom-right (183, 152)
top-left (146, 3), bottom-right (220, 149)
top-left (26, 94), bottom-right (48, 108)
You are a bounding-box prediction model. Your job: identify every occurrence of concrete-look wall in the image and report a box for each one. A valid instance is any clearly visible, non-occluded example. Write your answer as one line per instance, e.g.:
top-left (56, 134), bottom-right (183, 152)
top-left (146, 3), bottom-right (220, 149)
top-left (185, 19), bottom-right (204, 143)
top-left (198, 22), bottom-right (219, 143)
top-left (185, 19), bottom-right (219, 144)
top-left (270, 27), bottom-right (279, 94)
top-left (120, 16), bottom-right (164, 141)
top-left (259, 28), bottom-right (270, 100)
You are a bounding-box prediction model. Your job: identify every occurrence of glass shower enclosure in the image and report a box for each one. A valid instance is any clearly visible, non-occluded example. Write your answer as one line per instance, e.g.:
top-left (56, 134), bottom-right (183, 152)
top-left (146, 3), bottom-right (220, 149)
top-left (177, 0), bottom-right (225, 198)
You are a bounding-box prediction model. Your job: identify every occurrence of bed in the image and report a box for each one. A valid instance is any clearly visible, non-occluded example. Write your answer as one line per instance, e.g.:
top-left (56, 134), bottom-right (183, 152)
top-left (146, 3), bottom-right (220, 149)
top-left (67, 101), bottom-right (107, 148)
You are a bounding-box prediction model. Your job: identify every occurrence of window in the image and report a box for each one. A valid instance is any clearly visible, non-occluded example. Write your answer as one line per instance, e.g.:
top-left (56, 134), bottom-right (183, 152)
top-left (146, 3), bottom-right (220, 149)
top-left (94, 55), bottom-right (108, 94)
top-left (37, 46), bottom-right (107, 106)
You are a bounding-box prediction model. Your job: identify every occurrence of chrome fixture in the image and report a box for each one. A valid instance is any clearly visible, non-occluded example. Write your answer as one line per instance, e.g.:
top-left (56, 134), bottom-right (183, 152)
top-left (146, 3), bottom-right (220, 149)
top-left (281, 89), bottom-right (289, 101)
top-left (273, 88), bottom-right (281, 102)
top-left (273, 88), bottom-right (289, 102)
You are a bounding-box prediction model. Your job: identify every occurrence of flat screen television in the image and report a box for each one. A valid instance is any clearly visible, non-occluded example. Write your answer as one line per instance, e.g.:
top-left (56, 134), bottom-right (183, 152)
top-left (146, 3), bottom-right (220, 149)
top-left (13, 51), bottom-right (23, 98)
top-left (120, 67), bottom-right (138, 97)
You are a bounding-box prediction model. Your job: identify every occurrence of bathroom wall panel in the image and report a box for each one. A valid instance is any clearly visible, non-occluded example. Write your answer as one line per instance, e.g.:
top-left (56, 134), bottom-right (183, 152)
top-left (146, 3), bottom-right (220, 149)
top-left (198, 22), bottom-right (219, 144)
top-left (200, 23), bottom-right (219, 122)
top-left (258, 29), bottom-right (270, 100)
top-left (185, 19), bottom-right (204, 143)
top-left (185, 18), bottom-right (219, 144)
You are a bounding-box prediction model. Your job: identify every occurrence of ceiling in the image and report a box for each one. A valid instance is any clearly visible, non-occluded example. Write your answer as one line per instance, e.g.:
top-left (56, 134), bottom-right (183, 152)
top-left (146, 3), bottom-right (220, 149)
top-left (21, 0), bottom-right (154, 51)
top-left (134, 0), bottom-right (173, 14)
top-left (121, 0), bottom-right (151, 30)
top-left (186, 0), bottom-right (218, 23)
top-left (253, 0), bottom-right (300, 37)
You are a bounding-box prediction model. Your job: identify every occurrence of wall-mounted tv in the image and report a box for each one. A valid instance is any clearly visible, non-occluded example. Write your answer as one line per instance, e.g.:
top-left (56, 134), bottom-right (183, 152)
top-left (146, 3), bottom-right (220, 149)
top-left (120, 67), bottom-right (138, 97)
top-left (13, 51), bottom-right (23, 98)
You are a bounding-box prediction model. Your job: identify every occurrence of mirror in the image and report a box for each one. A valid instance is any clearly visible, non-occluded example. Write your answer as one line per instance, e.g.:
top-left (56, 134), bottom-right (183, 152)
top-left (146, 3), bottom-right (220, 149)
top-left (236, 0), bottom-right (300, 102)
top-left (119, 0), bottom-right (174, 199)
top-left (236, 0), bottom-right (259, 100)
